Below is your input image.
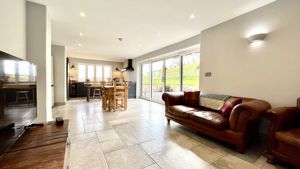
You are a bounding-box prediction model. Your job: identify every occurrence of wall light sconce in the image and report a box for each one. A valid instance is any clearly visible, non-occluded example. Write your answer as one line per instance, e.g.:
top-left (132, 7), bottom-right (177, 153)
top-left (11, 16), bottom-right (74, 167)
top-left (248, 33), bottom-right (267, 46)
top-left (71, 64), bottom-right (75, 69)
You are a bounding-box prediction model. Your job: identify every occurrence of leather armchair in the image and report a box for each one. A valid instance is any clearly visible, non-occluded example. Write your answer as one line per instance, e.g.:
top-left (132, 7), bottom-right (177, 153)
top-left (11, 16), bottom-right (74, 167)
top-left (265, 98), bottom-right (300, 168)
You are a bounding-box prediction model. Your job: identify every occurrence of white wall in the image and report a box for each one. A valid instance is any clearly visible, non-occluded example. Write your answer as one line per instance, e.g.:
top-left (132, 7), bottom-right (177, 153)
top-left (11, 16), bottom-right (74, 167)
top-left (200, 0), bottom-right (300, 107)
top-left (0, 0), bottom-right (26, 59)
top-left (26, 2), bottom-right (52, 122)
top-left (52, 45), bottom-right (66, 104)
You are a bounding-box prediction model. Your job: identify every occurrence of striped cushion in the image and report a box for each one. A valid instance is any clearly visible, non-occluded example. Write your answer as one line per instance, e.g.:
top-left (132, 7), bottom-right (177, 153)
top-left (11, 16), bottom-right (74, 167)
top-left (183, 91), bottom-right (200, 107)
top-left (221, 97), bottom-right (242, 117)
top-left (200, 93), bottom-right (230, 111)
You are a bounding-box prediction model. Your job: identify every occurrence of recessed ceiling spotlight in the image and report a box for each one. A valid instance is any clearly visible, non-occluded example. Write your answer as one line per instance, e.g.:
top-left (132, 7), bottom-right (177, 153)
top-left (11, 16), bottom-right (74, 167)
top-left (78, 43), bottom-right (82, 47)
top-left (190, 13), bottom-right (195, 19)
top-left (79, 32), bottom-right (83, 36)
top-left (118, 38), bottom-right (123, 42)
top-left (157, 33), bottom-right (161, 37)
top-left (80, 12), bottom-right (86, 18)
top-left (138, 44), bottom-right (142, 47)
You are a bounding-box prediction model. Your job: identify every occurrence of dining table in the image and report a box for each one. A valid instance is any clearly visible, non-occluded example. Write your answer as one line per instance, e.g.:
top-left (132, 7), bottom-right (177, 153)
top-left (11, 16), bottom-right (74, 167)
top-left (101, 85), bottom-right (128, 112)
top-left (85, 82), bottom-right (128, 111)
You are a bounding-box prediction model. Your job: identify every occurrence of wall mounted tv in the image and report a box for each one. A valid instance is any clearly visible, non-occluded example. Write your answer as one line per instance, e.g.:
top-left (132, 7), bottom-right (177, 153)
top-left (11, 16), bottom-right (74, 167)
top-left (0, 51), bottom-right (37, 156)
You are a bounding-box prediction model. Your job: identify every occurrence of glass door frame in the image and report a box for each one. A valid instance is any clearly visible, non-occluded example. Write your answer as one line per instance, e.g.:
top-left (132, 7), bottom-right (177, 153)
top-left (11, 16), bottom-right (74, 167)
top-left (139, 51), bottom-right (200, 103)
top-left (151, 59), bottom-right (165, 102)
top-left (165, 56), bottom-right (182, 93)
top-left (140, 62), bottom-right (152, 100)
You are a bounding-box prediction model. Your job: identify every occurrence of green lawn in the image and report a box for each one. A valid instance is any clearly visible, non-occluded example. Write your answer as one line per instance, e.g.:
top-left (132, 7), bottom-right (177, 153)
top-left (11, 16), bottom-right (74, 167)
top-left (142, 63), bottom-right (200, 91)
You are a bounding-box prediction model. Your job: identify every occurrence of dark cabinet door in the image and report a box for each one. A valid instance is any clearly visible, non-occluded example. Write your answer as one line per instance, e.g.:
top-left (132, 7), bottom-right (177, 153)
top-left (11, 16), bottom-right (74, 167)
top-left (69, 83), bottom-right (76, 97)
top-left (69, 82), bottom-right (86, 97)
top-left (76, 83), bottom-right (86, 97)
top-left (128, 82), bottom-right (136, 98)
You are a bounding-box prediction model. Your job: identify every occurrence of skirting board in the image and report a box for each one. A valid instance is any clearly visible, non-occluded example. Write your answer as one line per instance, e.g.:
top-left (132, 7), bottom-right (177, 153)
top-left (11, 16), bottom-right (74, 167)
top-left (54, 102), bottom-right (66, 107)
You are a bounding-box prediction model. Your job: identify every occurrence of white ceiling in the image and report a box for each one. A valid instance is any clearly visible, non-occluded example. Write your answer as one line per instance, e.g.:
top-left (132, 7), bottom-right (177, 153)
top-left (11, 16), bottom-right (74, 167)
top-left (29, 0), bottom-right (276, 62)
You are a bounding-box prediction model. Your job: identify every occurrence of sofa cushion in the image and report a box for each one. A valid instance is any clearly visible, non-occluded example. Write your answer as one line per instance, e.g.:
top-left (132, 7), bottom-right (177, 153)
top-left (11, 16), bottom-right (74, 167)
top-left (183, 91), bottom-right (200, 107)
top-left (168, 105), bottom-right (196, 118)
top-left (221, 97), bottom-right (242, 117)
top-left (276, 128), bottom-right (300, 149)
top-left (190, 111), bottom-right (229, 130)
top-left (200, 93), bottom-right (230, 111)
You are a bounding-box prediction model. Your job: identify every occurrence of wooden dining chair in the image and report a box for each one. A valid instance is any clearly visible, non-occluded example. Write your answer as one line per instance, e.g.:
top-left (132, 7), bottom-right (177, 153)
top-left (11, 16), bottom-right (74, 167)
top-left (101, 89), bottom-right (108, 111)
top-left (100, 81), bottom-right (108, 111)
top-left (110, 82), bottom-right (127, 111)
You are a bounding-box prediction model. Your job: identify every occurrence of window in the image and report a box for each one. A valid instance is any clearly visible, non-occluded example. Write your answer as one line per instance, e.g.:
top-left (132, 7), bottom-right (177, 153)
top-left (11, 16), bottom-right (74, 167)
top-left (78, 64), bottom-right (86, 82)
top-left (103, 65), bottom-right (112, 81)
top-left (96, 65), bottom-right (103, 82)
top-left (77, 64), bottom-right (113, 82)
top-left (18, 61), bottom-right (30, 82)
top-left (140, 52), bottom-right (200, 102)
top-left (182, 53), bottom-right (200, 91)
top-left (87, 65), bottom-right (94, 81)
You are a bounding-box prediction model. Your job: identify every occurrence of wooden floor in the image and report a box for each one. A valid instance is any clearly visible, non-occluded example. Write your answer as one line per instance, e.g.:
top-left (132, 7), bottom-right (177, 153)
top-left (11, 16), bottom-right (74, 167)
top-left (0, 121), bottom-right (69, 169)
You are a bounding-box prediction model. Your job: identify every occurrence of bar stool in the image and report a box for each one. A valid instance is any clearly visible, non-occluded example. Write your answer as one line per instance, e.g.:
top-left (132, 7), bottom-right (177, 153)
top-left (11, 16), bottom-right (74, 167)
top-left (16, 91), bottom-right (30, 104)
top-left (93, 88), bottom-right (101, 99)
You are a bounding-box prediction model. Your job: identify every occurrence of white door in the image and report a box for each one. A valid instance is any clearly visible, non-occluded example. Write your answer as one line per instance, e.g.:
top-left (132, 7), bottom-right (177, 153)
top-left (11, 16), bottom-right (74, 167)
top-left (51, 56), bottom-right (54, 107)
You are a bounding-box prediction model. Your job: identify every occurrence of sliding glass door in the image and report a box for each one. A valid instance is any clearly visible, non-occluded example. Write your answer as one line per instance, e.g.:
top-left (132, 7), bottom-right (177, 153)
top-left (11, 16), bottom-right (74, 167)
top-left (182, 53), bottom-right (200, 91)
top-left (165, 57), bottom-right (180, 92)
top-left (141, 63), bottom-right (151, 99)
top-left (151, 61), bottom-right (164, 101)
top-left (140, 52), bottom-right (200, 102)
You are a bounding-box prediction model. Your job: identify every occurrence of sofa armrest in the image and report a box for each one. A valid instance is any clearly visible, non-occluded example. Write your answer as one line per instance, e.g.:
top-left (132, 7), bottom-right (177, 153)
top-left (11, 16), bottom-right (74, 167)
top-left (229, 100), bottom-right (271, 132)
top-left (162, 92), bottom-right (184, 107)
top-left (162, 92), bottom-right (184, 115)
top-left (266, 107), bottom-right (299, 132)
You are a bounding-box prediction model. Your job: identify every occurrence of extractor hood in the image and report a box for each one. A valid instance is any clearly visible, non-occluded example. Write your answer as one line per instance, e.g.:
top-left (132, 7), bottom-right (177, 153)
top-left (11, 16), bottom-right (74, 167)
top-left (118, 59), bottom-right (134, 72)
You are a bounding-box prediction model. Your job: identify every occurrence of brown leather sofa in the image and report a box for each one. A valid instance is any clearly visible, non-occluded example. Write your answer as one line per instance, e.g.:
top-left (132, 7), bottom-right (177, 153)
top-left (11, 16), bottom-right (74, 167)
top-left (162, 92), bottom-right (271, 153)
top-left (265, 98), bottom-right (300, 168)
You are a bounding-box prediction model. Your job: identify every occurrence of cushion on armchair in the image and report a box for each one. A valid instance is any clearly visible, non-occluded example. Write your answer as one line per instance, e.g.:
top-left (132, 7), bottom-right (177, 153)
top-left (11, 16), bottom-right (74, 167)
top-left (276, 128), bottom-right (300, 149)
top-left (183, 91), bottom-right (200, 107)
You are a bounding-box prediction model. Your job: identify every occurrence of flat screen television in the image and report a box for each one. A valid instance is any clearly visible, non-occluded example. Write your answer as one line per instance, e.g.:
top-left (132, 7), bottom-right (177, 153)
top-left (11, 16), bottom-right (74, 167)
top-left (0, 51), bottom-right (37, 156)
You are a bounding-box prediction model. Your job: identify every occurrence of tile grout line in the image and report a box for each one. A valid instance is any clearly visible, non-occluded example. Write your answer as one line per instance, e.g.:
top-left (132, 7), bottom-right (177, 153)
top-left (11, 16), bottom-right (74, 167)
top-left (137, 144), bottom-right (162, 169)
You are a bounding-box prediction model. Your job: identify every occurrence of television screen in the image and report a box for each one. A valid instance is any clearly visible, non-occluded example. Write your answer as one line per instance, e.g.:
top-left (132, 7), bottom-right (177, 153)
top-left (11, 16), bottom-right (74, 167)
top-left (0, 51), bottom-right (37, 155)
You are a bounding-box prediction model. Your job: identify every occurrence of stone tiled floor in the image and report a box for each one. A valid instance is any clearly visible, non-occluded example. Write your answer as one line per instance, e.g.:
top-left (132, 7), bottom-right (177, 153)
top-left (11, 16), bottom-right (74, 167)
top-left (52, 98), bottom-right (295, 169)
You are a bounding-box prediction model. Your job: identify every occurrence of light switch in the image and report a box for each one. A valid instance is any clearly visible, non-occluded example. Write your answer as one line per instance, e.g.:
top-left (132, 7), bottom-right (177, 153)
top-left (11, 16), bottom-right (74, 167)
top-left (205, 72), bottom-right (212, 77)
